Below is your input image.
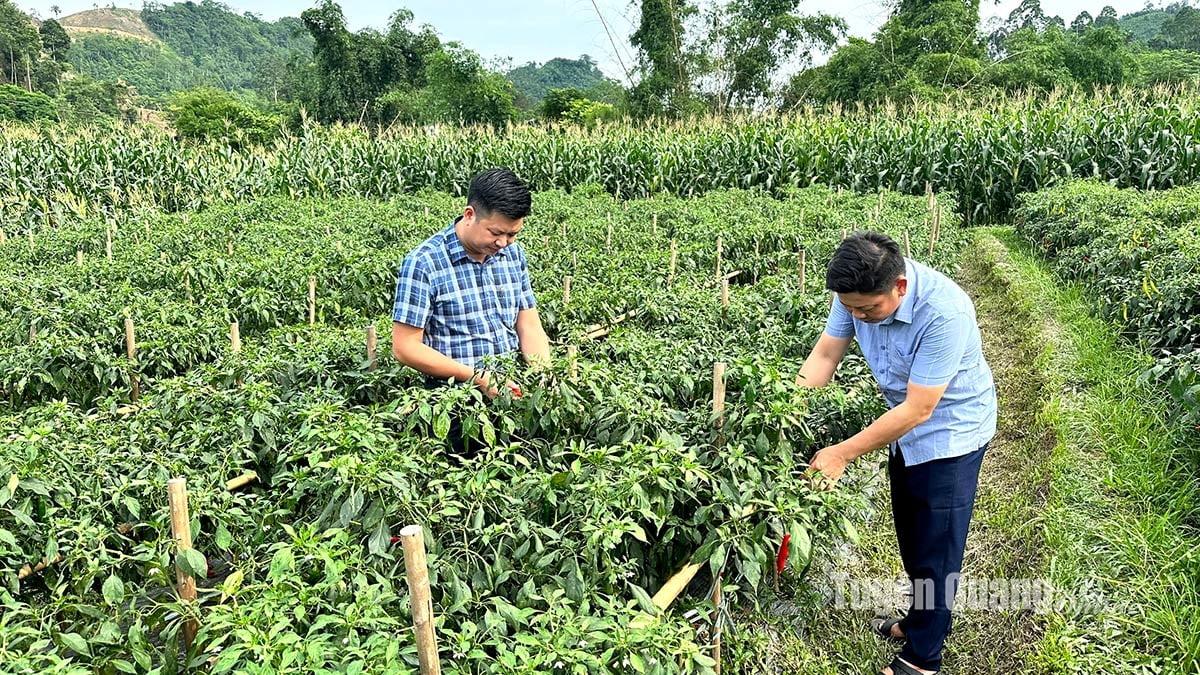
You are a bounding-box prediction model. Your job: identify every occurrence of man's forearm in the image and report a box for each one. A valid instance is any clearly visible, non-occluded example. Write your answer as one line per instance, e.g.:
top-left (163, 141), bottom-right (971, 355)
top-left (831, 401), bottom-right (931, 461)
top-left (395, 341), bottom-right (474, 382)
top-left (520, 328), bottom-right (551, 368)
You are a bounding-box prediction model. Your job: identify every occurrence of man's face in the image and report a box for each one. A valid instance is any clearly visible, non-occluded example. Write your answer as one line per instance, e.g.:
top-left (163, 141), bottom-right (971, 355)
top-left (836, 277), bottom-right (907, 323)
top-left (459, 205), bottom-right (523, 258)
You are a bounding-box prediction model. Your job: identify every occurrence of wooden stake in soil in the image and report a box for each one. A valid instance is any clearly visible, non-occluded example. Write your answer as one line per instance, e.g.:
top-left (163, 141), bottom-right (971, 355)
top-left (714, 236), bottom-right (723, 282)
top-left (712, 362), bottom-right (726, 429)
top-left (231, 321), bottom-right (243, 386)
top-left (28, 320), bottom-right (36, 344)
top-left (125, 317), bottom-right (139, 403)
top-left (567, 345), bottom-right (579, 382)
top-left (308, 276), bottom-right (316, 326)
top-left (105, 229), bottom-right (113, 261)
top-left (400, 525), bottom-right (442, 675)
top-left (668, 239), bottom-right (678, 286)
top-left (712, 574), bottom-right (723, 674)
top-left (76, 250), bottom-right (83, 268)
top-left (225, 471), bottom-right (257, 491)
top-left (367, 325), bottom-right (378, 371)
top-left (27, 229), bottom-right (33, 253)
top-left (798, 249), bottom-right (807, 293)
top-left (167, 478), bottom-right (199, 651)
top-left (720, 278), bottom-right (729, 308)
top-left (606, 215), bottom-right (613, 251)
top-left (904, 229), bottom-right (911, 258)
top-left (562, 276), bottom-right (572, 308)
top-left (652, 213), bottom-right (658, 237)
top-left (0, 227), bottom-right (6, 244)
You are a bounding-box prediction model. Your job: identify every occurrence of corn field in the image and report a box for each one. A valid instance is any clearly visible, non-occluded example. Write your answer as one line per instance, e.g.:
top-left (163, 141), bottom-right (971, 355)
top-left (2, 87), bottom-right (1200, 234)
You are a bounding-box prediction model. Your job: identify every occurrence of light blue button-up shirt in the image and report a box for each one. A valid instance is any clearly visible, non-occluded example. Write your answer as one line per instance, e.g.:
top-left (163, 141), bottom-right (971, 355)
top-left (824, 258), bottom-right (996, 466)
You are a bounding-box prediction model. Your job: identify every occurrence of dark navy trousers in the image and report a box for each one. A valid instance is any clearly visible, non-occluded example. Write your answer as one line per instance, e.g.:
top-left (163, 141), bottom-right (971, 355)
top-left (890, 443), bottom-right (987, 672)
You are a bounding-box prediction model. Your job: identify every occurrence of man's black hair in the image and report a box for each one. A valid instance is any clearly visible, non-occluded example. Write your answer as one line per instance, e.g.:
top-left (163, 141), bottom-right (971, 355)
top-left (468, 168), bottom-right (532, 220)
top-left (825, 231), bottom-right (906, 294)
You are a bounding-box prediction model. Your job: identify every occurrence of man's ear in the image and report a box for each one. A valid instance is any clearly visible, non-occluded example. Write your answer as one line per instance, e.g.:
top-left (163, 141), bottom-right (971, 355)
top-left (896, 276), bottom-right (908, 297)
top-left (462, 205), bottom-right (476, 224)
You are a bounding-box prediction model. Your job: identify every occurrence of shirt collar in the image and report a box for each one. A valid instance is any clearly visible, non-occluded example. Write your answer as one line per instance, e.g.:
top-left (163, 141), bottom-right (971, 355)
top-left (880, 259), bottom-right (916, 325)
top-left (443, 216), bottom-right (511, 264)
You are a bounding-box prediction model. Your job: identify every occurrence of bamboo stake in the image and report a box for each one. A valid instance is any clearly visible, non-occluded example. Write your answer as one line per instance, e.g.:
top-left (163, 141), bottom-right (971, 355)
top-left (712, 362), bottom-right (726, 429)
top-left (0, 227), bottom-right (6, 244)
top-left (798, 249), bottom-right (807, 293)
top-left (225, 471), bottom-right (257, 491)
top-left (606, 215), bottom-right (612, 251)
top-left (668, 239), bottom-right (677, 286)
top-left (712, 575), bottom-right (723, 674)
top-left (424, 206), bottom-right (430, 217)
top-left (367, 325), bottom-right (378, 371)
top-left (227, 241), bottom-right (233, 255)
top-left (720, 278), bottom-right (729, 308)
top-left (653, 562), bottom-right (703, 610)
top-left (714, 236), bottom-right (723, 282)
top-left (125, 317), bottom-right (139, 403)
top-left (18, 554), bottom-right (63, 580)
top-left (400, 525), bottom-right (442, 675)
top-left (652, 213), bottom-right (658, 237)
top-left (567, 345), bottom-right (578, 382)
top-left (904, 230), bottom-right (912, 258)
top-left (76, 250), bottom-right (83, 267)
top-left (841, 227), bottom-right (848, 241)
top-left (562, 276), bottom-right (572, 307)
top-left (105, 229), bottom-right (113, 261)
top-left (308, 276), bottom-right (316, 325)
top-left (27, 228), bottom-right (33, 252)
top-left (167, 478), bottom-right (198, 650)
top-left (231, 321), bottom-right (243, 386)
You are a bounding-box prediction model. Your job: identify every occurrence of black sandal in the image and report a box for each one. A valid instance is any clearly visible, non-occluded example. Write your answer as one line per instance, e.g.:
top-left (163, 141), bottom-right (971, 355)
top-left (870, 615), bottom-right (906, 643)
top-left (881, 656), bottom-right (936, 675)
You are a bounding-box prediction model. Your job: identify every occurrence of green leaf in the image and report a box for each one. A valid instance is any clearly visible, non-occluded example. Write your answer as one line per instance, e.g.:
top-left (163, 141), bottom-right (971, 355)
top-left (367, 518), bottom-right (389, 556)
top-left (841, 516), bottom-right (860, 545)
top-left (102, 574), bottom-right (125, 607)
top-left (215, 523), bottom-right (232, 550)
top-left (790, 521), bottom-right (812, 573)
top-left (268, 548), bottom-right (293, 582)
top-left (433, 412), bottom-right (451, 440)
top-left (178, 549), bottom-right (207, 579)
top-left (59, 632), bottom-right (90, 656)
top-left (629, 582), bottom-right (658, 615)
top-left (629, 525), bottom-right (649, 544)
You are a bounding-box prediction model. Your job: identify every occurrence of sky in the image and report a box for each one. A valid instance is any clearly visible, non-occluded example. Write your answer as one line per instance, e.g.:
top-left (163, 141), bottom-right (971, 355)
top-left (22, 0), bottom-right (1165, 81)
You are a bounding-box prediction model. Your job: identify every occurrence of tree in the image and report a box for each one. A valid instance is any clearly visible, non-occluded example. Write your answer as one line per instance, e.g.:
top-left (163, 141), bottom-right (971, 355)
top-left (38, 19), bottom-right (70, 62)
top-left (706, 0), bottom-right (844, 109)
top-left (1094, 5), bottom-right (1119, 28)
top-left (1071, 11), bottom-right (1094, 34)
top-left (0, 83), bottom-right (55, 121)
top-left (0, 0), bottom-right (41, 90)
top-left (1065, 24), bottom-right (1134, 86)
top-left (423, 43), bottom-right (515, 127)
top-left (629, 0), bottom-right (696, 117)
top-left (165, 87), bottom-right (280, 147)
top-left (1152, 6), bottom-right (1200, 52)
top-left (540, 87), bottom-right (587, 120)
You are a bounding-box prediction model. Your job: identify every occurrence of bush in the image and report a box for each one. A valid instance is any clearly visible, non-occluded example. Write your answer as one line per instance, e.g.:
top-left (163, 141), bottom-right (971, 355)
top-left (0, 85), bottom-right (57, 123)
top-left (165, 87), bottom-right (281, 147)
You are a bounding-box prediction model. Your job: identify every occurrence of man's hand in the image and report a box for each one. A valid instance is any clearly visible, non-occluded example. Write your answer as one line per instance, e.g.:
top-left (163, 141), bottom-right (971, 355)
top-left (472, 372), bottom-right (521, 399)
top-left (809, 444), bottom-right (851, 488)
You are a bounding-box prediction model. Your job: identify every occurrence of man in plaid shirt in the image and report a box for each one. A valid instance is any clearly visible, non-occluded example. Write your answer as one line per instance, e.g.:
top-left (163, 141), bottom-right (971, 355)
top-left (391, 168), bottom-right (551, 437)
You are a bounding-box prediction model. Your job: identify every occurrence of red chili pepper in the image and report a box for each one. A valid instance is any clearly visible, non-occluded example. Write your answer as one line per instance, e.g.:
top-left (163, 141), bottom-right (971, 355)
top-left (776, 533), bottom-right (791, 575)
top-left (509, 384), bottom-right (522, 398)
top-left (390, 536), bottom-right (400, 544)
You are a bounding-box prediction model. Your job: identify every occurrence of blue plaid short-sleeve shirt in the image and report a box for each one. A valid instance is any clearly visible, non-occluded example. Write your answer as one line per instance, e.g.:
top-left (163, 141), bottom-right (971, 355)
top-left (393, 220), bottom-right (537, 369)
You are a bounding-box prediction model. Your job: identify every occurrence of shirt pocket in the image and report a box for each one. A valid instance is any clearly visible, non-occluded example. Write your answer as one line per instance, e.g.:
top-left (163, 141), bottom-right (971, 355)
top-left (884, 342), bottom-right (915, 398)
top-left (491, 268), bottom-right (523, 326)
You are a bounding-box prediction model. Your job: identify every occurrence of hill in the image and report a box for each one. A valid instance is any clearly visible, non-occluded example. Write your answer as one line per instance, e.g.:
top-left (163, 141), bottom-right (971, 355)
top-left (57, 7), bottom-right (159, 43)
top-left (61, 1), bottom-right (313, 99)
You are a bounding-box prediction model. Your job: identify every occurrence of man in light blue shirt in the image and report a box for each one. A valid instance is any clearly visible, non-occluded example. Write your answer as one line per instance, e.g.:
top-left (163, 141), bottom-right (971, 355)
top-left (798, 232), bottom-right (996, 675)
